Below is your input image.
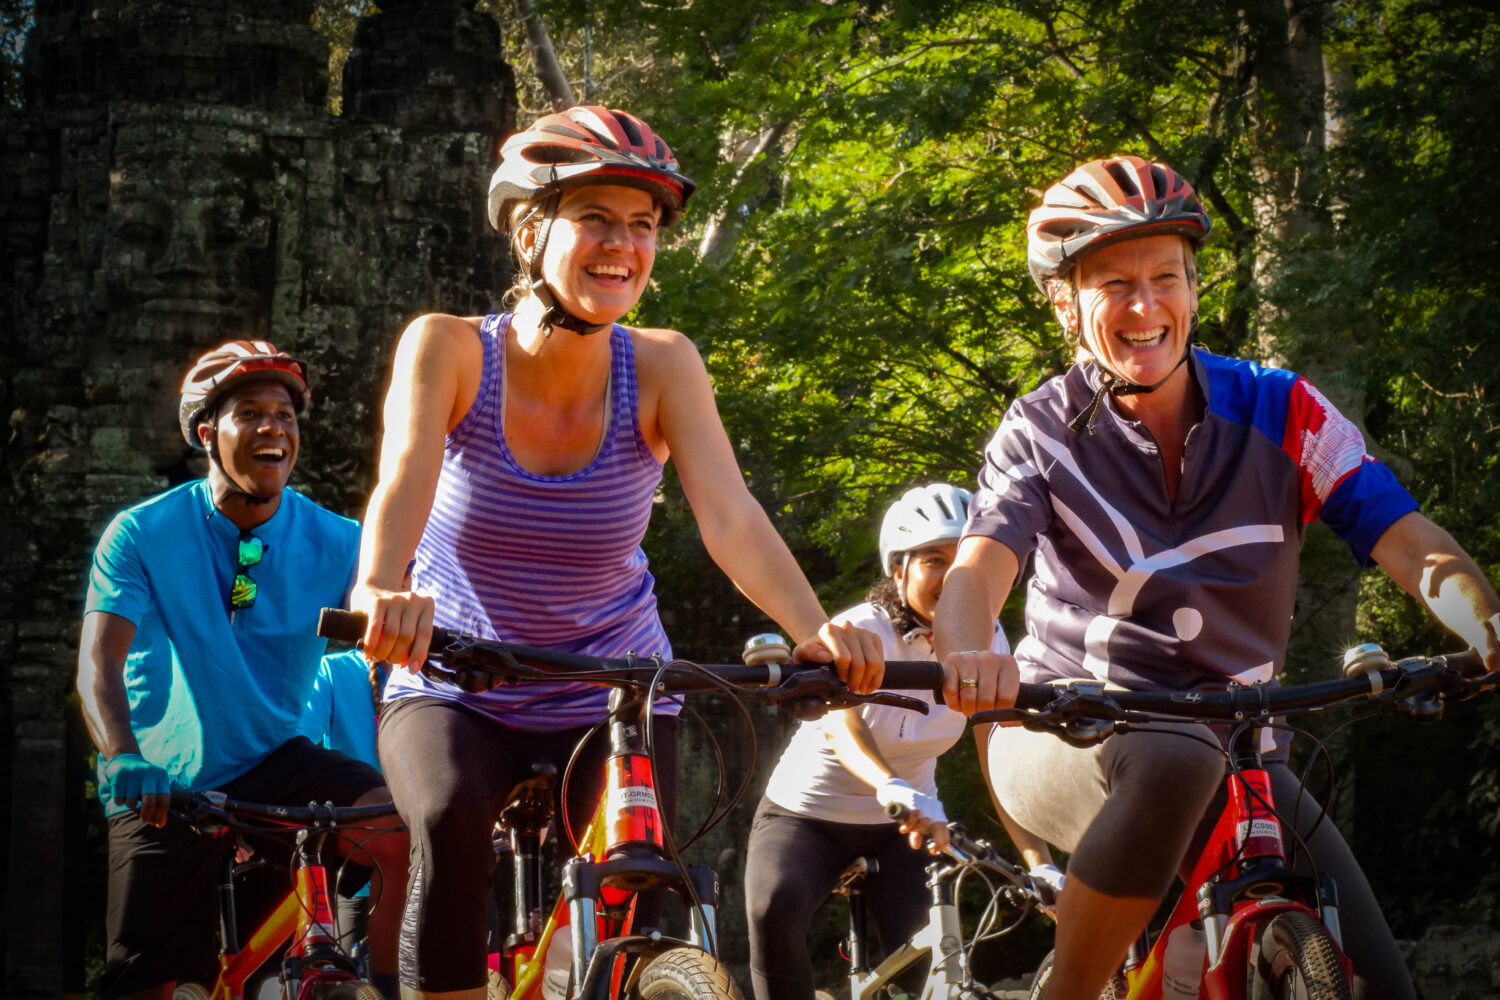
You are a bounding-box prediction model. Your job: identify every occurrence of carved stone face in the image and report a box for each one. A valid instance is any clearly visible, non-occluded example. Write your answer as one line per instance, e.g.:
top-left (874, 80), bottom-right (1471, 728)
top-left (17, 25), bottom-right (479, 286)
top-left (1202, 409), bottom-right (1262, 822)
top-left (103, 116), bottom-right (275, 342)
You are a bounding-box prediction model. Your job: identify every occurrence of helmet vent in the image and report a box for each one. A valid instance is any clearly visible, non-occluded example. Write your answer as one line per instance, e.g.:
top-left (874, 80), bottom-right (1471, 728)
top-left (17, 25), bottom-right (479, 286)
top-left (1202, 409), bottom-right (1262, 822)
top-left (614, 112), bottom-right (644, 147)
top-left (522, 143), bottom-right (595, 165)
top-left (1103, 161), bottom-right (1139, 200)
top-left (1148, 164), bottom-right (1171, 199)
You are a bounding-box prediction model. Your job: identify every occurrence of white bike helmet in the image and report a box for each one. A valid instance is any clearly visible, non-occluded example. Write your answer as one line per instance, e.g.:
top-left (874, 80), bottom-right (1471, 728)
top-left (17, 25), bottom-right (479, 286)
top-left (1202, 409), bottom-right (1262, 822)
top-left (878, 484), bottom-right (972, 576)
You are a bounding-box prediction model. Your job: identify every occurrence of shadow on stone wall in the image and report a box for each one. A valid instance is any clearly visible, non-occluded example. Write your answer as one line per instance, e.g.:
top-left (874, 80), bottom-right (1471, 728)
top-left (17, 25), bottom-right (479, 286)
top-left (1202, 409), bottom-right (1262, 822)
top-left (0, 1), bottom-right (514, 993)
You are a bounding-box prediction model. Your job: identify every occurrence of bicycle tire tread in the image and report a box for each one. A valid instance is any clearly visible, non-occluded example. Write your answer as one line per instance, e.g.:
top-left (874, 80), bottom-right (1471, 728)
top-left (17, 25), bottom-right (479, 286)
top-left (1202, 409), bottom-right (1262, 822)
top-left (1027, 949), bottom-right (1125, 1000)
top-left (634, 947), bottom-right (746, 1000)
top-left (1253, 911), bottom-right (1352, 1000)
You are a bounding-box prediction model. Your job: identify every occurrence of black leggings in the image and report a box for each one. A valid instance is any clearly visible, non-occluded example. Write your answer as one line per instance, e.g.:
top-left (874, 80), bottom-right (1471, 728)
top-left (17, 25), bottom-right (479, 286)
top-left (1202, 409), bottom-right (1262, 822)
top-left (743, 797), bottom-right (928, 1000)
top-left (379, 696), bottom-right (678, 993)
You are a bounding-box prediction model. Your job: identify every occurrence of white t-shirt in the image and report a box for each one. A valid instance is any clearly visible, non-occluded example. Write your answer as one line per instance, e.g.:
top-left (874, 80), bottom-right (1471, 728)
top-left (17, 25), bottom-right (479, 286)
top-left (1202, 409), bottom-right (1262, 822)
top-left (762, 602), bottom-right (1010, 824)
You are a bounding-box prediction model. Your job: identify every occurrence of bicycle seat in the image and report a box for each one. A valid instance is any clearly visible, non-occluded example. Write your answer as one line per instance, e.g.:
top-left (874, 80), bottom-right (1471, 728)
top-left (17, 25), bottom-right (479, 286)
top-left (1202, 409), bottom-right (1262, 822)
top-left (834, 857), bottom-right (877, 895)
top-left (497, 760), bottom-right (559, 836)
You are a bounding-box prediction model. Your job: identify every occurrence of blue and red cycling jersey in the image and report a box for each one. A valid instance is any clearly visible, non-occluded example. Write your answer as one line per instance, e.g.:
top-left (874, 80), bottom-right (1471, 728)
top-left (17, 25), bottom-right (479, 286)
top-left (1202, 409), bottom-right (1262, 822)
top-left (965, 349), bottom-right (1417, 696)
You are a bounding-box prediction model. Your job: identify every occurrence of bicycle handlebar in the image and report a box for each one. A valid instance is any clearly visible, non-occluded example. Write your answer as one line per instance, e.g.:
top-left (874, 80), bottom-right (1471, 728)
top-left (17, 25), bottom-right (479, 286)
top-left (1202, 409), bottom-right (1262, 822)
top-left (977, 649), bottom-right (1491, 740)
top-left (169, 788), bottom-right (400, 831)
top-left (317, 608), bottom-right (945, 718)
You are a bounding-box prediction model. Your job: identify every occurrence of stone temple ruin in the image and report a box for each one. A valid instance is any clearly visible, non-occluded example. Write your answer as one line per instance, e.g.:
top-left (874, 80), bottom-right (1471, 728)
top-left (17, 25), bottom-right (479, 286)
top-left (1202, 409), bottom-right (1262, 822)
top-left (0, 1), bottom-right (516, 990)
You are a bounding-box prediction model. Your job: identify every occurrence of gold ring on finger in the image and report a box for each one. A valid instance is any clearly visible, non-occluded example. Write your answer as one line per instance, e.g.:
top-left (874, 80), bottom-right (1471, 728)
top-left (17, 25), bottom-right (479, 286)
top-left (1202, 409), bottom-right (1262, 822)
top-left (959, 677), bottom-right (979, 689)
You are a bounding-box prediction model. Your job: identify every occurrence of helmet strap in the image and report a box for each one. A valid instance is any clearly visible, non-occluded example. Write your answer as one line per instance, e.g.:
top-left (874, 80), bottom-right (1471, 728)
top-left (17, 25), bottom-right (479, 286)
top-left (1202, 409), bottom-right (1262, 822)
top-left (1068, 311), bottom-right (1199, 436)
top-left (525, 191), bottom-right (612, 339)
top-left (204, 414), bottom-right (275, 507)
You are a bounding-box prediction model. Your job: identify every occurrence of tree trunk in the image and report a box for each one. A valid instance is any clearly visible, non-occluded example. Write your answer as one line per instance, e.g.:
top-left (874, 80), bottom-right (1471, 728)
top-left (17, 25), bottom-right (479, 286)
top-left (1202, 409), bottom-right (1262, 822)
top-left (1244, 0), bottom-right (1361, 686)
top-left (514, 0), bottom-right (574, 110)
top-left (696, 122), bottom-right (789, 263)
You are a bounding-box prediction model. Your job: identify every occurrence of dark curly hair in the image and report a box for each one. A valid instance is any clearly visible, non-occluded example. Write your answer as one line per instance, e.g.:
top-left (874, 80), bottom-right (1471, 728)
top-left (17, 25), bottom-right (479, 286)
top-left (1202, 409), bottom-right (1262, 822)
top-left (867, 576), bottom-right (922, 635)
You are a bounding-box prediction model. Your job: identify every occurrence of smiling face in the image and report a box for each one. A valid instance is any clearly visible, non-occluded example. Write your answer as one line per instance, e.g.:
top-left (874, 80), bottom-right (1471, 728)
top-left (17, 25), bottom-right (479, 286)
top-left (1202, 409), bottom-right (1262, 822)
top-left (198, 380), bottom-right (300, 501)
top-left (893, 540), bottom-right (959, 627)
top-left (1059, 234), bottom-right (1199, 390)
top-left (523, 184), bottom-right (660, 325)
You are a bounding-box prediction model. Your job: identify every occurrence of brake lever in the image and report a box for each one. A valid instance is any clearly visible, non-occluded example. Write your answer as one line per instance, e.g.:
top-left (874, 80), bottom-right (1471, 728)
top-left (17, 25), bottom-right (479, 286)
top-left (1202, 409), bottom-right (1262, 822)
top-left (861, 692), bottom-right (931, 715)
top-left (768, 669), bottom-right (930, 718)
top-left (424, 642), bottom-right (536, 693)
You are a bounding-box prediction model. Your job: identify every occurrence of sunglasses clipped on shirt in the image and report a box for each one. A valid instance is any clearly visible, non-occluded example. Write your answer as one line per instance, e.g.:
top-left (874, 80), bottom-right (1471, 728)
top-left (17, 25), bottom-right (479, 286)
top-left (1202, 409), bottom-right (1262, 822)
top-left (230, 533), bottom-right (264, 611)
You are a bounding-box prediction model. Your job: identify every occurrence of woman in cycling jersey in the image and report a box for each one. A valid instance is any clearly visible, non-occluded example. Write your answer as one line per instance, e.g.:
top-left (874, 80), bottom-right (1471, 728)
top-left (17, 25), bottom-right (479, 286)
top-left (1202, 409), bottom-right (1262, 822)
top-left (744, 484), bottom-right (1058, 1000)
top-left (350, 106), bottom-right (894, 998)
top-left (935, 155), bottom-right (1500, 1000)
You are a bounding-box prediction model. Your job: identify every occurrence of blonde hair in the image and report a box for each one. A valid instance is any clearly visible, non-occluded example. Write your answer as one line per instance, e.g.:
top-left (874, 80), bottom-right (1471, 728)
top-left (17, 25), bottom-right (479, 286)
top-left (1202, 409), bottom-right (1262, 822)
top-left (502, 199), bottom-right (547, 311)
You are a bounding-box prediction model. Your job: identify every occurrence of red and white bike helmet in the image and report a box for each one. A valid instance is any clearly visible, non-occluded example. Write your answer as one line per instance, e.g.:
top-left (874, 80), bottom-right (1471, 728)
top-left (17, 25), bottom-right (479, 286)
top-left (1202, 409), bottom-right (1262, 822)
top-left (1026, 154), bottom-right (1211, 293)
top-left (878, 484), bottom-right (973, 577)
top-left (179, 339), bottom-right (310, 451)
top-left (487, 107), bottom-right (696, 337)
top-left (487, 105), bottom-right (696, 233)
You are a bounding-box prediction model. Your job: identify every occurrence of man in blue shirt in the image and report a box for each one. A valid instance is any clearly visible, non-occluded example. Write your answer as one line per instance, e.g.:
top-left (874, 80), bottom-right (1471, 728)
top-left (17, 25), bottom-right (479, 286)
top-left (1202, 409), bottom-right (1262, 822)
top-left (76, 340), bottom-right (407, 1000)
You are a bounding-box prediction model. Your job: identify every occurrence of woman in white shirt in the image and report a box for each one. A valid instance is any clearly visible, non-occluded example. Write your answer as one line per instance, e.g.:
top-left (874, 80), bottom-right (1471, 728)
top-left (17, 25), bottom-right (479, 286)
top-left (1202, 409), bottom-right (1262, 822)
top-left (743, 484), bottom-right (1056, 1000)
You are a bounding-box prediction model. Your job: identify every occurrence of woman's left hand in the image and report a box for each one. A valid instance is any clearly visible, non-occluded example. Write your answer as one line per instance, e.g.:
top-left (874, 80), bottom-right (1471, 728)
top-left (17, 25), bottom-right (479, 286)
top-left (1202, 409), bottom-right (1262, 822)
top-left (793, 620), bottom-right (884, 695)
top-left (908, 818), bottom-right (950, 854)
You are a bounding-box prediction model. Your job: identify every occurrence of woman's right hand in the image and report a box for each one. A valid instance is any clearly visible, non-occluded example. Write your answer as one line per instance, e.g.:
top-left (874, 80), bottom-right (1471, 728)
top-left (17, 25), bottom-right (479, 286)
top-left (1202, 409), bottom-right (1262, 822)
top-left (351, 584), bottom-right (435, 671)
top-left (939, 649), bottom-right (1019, 715)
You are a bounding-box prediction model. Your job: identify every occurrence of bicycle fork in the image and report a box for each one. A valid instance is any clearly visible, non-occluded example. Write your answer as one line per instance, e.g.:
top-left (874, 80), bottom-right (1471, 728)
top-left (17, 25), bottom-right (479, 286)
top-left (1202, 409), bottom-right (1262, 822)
top-left (511, 684), bottom-right (722, 999)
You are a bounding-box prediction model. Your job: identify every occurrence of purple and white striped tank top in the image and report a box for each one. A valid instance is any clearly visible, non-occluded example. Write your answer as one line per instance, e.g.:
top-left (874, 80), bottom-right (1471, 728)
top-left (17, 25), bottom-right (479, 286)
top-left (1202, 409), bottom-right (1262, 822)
top-left (382, 313), bottom-right (673, 730)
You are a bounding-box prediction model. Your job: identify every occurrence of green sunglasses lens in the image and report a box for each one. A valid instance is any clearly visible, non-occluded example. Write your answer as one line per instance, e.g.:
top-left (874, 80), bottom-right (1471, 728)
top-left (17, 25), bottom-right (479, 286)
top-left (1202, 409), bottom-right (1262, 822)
top-left (231, 574), bottom-right (258, 609)
top-left (238, 536), bottom-right (264, 566)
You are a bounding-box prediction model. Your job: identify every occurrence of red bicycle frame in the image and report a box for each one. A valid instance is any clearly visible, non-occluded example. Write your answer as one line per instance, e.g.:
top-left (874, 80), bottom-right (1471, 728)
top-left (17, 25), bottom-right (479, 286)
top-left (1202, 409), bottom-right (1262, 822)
top-left (1116, 756), bottom-right (1352, 999)
top-left (172, 793), bottom-right (394, 1000)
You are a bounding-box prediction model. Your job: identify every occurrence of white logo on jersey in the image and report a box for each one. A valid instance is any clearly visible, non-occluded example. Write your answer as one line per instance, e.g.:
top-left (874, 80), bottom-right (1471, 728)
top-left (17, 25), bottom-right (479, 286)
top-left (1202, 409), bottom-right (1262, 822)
top-left (1029, 427), bottom-right (1284, 684)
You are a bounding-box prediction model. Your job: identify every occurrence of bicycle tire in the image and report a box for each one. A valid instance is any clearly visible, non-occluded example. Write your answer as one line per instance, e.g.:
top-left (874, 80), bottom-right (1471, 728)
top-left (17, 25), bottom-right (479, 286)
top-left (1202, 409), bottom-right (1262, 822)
top-left (632, 947), bottom-right (746, 1000)
top-left (170, 986), bottom-right (211, 1000)
top-left (1028, 950), bottom-right (1125, 1000)
top-left (1249, 911), bottom-right (1352, 1000)
top-left (323, 981), bottom-right (385, 1000)
top-left (488, 967), bottom-right (513, 1000)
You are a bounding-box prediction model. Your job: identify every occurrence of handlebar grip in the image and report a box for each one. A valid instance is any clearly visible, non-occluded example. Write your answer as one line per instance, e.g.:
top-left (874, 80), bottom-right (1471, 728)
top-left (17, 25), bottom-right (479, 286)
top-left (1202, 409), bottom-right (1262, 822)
top-left (1015, 681), bottom-right (1062, 710)
top-left (879, 661), bottom-right (944, 690)
top-left (1441, 648), bottom-right (1487, 677)
top-left (318, 607), bottom-right (368, 643)
top-left (885, 801), bottom-right (908, 821)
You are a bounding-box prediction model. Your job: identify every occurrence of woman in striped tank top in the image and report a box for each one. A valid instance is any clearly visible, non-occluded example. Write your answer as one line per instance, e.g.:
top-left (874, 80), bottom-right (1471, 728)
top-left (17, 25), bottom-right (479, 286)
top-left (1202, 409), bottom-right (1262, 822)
top-left (347, 106), bottom-right (888, 997)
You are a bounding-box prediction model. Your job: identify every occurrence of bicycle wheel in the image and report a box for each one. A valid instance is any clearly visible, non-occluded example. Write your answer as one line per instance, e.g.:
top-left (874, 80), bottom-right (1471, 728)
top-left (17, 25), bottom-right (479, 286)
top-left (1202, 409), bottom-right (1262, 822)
top-left (632, 947), bottom-right (746, 1000)
top-left (170, 986), bottom-right (211, 1000)
top-left (1249, 911), bottom-right (1352, 1000)
top-left (324, 980), bottom-right (385, 1000)
top-left (1028, 950), bottom-right (1125, 1000)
